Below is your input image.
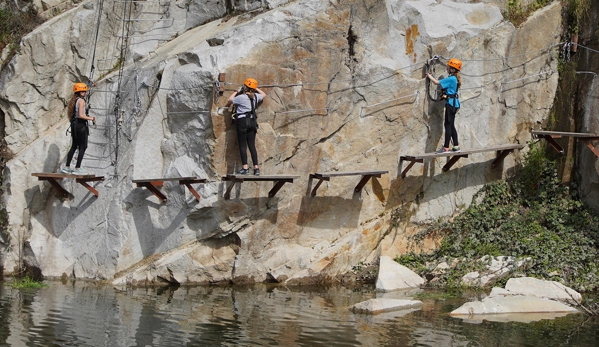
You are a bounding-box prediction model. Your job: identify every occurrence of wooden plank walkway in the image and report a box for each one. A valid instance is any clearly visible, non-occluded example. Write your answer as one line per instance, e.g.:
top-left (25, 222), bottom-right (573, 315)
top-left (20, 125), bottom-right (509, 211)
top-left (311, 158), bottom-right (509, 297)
top-left (308, 170), bottom-right (388, 196)
top-left (132, 177), bottom-right (207, 202)
top-left (399, 144), bottom-right (524, 178)
top-left (32, 173), bottom-right (105, 197)
top-left (221, 174), bottom-right (300, 200)
top-left (532, 130), bottom-right (599, 157)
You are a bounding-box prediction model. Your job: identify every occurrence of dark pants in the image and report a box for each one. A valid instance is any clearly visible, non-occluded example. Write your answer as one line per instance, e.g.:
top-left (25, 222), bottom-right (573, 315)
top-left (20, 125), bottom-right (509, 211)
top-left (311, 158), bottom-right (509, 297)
top-left (236, 117), bottom-right (258, 166)
top-left (444, 105), bottom-right (459, 148)
top-left (66, 122), bottom-right (88, 168)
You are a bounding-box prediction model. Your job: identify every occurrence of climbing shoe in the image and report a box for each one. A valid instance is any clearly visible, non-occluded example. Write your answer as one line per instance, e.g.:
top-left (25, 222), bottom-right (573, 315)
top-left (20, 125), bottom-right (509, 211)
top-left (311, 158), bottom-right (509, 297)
top-left (435, 147), bottom-right (450, 154)
top-left (61, 167), bottom-right (72, 174)
top-left (254, 168), bottom-right (260, 176)
top-left (72, 168), bottom-right (87, 175)
top-left (451, 146), bottom-right (461, 152)
top-left (237, 168), bottom-right (250, 175)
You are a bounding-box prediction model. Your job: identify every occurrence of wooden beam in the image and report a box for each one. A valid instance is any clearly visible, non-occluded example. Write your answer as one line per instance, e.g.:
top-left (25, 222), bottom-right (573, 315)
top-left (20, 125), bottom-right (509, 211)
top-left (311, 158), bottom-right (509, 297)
top-left (136, 182), bottom-right (167, 202)
top-left (354, 174), bottom-right (381, 193)
top-left (491, 149), bottom-right (515, 168)
top-left (179, 178), bottom-right (207, 202)
top-left (222, 175), bottom-right (299, 199)
top-left (37, 176), bottom-right (69, 197)
top-left (76, 177), bottom-right (105, 197)
top-left (309, 174), bottom-right (329, 197)
top-left (399, 157), bottom-right (423, 178)
top-left (580, 137), bottom-right (599, 158)
top-left (32, 173), bottom-right (105, 197)
top-left (442, 154), bottom-right (468, 171)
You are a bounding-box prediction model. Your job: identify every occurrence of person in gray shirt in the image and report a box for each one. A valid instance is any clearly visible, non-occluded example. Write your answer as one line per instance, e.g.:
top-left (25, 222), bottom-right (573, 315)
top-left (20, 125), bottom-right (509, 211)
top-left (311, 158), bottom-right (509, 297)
top-left (227, 78), bottom-right (266, 175)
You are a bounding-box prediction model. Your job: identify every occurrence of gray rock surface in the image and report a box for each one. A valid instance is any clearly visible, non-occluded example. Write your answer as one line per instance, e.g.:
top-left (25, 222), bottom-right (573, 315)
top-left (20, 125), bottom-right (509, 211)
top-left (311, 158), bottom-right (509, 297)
top-left (0, 1), bottom-right (567, 283)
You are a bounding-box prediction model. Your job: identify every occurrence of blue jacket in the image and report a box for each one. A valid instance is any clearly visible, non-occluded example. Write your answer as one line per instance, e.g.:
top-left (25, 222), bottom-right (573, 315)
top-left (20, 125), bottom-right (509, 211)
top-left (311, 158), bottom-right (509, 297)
top-left (440, 75), bottom-right (460, 108)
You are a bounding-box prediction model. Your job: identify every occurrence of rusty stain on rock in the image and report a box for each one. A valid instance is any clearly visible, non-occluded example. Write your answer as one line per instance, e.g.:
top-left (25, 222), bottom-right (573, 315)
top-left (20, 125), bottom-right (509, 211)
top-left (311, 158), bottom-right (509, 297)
top-left (405, 24), bottom-right (420, 63)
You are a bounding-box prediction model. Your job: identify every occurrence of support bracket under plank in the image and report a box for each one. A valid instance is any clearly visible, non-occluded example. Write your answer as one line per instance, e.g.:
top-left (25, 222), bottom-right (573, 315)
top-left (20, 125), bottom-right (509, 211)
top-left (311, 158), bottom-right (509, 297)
top-left (532, 131), bottom-right (599, 158)
top-left (308, 170), bottom-right (388, 196)
top-left (133, 177), bottom-right (207, 203)
top-left (32, 173), bottom-right (104, 197)
top-left (222, 175), bottom-right (299, 200)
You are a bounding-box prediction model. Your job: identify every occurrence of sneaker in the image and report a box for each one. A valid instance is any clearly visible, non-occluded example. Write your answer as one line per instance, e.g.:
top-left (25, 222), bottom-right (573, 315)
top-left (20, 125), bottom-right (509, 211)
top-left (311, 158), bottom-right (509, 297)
top-left (451, 146), bottom-right (461, 152)
top-left (237, 168), bottom-right (250, 175)
top-left (254, 168), bottom-right (260, 176)
top-left (61, 167), bottom-right (72, 174)
top-left (435, 147), bottom-right (450, 154)
top-left (72, 168), bottom-right (88, 175)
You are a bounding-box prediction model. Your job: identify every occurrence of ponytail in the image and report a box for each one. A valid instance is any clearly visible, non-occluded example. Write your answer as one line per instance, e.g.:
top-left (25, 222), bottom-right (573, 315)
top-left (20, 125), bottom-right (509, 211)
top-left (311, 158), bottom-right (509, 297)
top-left (455, 72), bottom-right (461, 89)
top-left (67, 95), bottom-right (77, 120)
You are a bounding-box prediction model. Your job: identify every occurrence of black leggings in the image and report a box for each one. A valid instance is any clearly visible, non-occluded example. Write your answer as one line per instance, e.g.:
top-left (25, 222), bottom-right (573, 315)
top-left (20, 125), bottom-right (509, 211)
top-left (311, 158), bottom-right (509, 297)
top-left (236, 117), bottom-right (258, 166)
top-left (66, 123), bottom-right (88, 168)
top-left (443, 105), bottom-right (459, 148)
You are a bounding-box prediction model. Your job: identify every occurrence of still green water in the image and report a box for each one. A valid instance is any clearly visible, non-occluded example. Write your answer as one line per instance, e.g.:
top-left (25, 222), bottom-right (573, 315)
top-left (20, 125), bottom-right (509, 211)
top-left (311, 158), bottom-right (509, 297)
top-left (0, 280), bottom-right (597, 346)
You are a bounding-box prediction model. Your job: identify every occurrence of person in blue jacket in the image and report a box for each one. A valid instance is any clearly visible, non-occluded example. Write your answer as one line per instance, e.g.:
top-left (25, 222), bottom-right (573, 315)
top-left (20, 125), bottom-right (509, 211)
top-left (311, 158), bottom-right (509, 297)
top-left (426, 58), bottom-right (462, 153)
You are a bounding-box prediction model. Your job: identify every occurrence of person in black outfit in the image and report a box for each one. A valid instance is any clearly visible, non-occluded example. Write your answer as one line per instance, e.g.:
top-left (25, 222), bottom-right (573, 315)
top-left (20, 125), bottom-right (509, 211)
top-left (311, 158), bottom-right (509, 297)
top-left (226, 78), bottom-right (266, 175)
top-left (62, 83), bottom-right (96, 175)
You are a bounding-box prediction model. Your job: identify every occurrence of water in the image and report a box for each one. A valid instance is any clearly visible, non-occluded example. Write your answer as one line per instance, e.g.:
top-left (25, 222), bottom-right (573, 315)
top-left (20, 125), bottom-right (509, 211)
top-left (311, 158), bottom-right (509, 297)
top-left (0, 281), bottom-right (597, 346)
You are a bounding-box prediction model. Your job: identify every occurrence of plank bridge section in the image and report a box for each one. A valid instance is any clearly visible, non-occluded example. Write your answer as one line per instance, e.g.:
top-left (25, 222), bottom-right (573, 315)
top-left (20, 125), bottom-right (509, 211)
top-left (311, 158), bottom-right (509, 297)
top-left (532, 131), bottom-right (599, 158)
top-left (221, 175), bottom-right (300, 200)
top-left (132, 177), bottom-right (207, 203)
top-left (308, 170), bottom-right (388, 196)
top-left (31, 173), bottom-right (105, 197)
top-left (399, 144), bottom-right (524, 178)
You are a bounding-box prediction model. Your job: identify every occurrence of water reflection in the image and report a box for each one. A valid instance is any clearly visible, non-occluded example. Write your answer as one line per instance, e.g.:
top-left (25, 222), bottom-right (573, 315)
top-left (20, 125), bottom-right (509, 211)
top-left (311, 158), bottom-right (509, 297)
top-left (0, 281), bottom-right (596, 346)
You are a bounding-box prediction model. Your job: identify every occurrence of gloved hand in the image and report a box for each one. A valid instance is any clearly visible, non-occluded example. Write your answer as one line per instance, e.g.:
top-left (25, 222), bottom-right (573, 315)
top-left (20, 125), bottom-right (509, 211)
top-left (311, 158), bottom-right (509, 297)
top-left (237, 87), bottom-right (244, 94)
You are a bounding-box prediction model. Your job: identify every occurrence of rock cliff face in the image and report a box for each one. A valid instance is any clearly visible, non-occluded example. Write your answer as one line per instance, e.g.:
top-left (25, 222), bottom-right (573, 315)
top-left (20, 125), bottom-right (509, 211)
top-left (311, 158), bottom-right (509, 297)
top-left (0, 0), bottom-right (566, 284)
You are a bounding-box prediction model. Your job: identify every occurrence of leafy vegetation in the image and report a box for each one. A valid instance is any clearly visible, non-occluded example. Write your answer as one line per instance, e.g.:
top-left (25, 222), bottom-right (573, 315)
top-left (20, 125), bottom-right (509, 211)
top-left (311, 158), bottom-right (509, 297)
top-left (505, 0), bottom-right (590, 30)
top-left (10, 276), bottom-right (48, 289)
top-left (0, 4), bottom-right (44, 67)
top-left (396, 143), bottom-right (599, 291)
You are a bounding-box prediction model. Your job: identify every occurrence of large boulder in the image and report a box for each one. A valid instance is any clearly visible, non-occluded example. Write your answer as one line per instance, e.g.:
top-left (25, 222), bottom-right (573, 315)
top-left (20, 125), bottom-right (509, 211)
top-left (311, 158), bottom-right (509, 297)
top-left (0, 1), bottom-right (565, 284)
top-left (376, 256), bottom-right (425, 292)
top-left (504, 277), bottom-right (582, 305)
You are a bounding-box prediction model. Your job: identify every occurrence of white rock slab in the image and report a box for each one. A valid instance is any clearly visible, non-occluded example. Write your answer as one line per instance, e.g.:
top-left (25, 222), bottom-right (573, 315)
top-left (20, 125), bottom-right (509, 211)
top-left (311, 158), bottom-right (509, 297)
top-left (376, 256), bottom-right (425, 292)
top-left (350, 298), bottom-right (423, 315)
top-left (504, 277), bottom-right (582, 304)
top-left (455, 312), bottom-right (575, 324)
top-left (450, 295), bottom-right (579, 316)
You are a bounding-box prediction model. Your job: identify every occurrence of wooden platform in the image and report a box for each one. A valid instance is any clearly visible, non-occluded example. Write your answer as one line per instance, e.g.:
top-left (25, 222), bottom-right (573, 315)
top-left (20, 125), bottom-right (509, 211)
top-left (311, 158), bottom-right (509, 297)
top-left (532, 131), bottom-right (599, 157)
top-left (132, 177), bottom-right (207, 202)
top-left (399, 144), bottom-right (524, 178)
top-left (308, 170), bottom-right (388, 196)
top-left (221, 174), bottom-right (300, 200)
top-left (31, 173), bottom-right (105, 197)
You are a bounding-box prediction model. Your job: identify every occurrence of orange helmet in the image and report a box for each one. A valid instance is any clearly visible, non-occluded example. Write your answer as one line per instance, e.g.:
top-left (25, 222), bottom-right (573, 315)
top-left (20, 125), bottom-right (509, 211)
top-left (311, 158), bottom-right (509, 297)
top-left (244, 78), bottom-right (258, 89)
top-left (447, 58), bottom-right (462, 71)
top-left (73, 83), bottom-right (88, 93)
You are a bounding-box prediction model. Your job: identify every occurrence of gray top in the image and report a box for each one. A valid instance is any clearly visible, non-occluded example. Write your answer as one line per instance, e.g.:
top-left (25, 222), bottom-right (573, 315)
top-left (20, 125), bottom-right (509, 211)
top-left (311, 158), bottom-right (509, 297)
top-left (233, 93), bottom-right (264, 118)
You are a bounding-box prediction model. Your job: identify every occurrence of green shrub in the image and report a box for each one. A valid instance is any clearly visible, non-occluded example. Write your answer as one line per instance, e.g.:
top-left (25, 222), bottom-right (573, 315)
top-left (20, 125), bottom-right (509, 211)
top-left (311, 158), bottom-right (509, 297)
top-left (397, 144), bottom-right (599, 291)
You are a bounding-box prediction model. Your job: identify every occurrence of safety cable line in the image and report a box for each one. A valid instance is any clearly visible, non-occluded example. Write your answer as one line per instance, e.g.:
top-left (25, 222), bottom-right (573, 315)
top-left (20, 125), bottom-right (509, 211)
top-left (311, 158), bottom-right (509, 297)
top-left (86, 0), bottom-right (105, 82)
top-left (220, 42), bottom-right (560, 91)
top-left (360, 92), bottom-right (419, 118)
top-left (499, 70), bottom-right (554, 93)
top-left (275, 108), bottom-right (328, 115)
top-left (112, 0), bottom-right (135, 166)
top-left (576, 43), bottom-right (599, 55)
